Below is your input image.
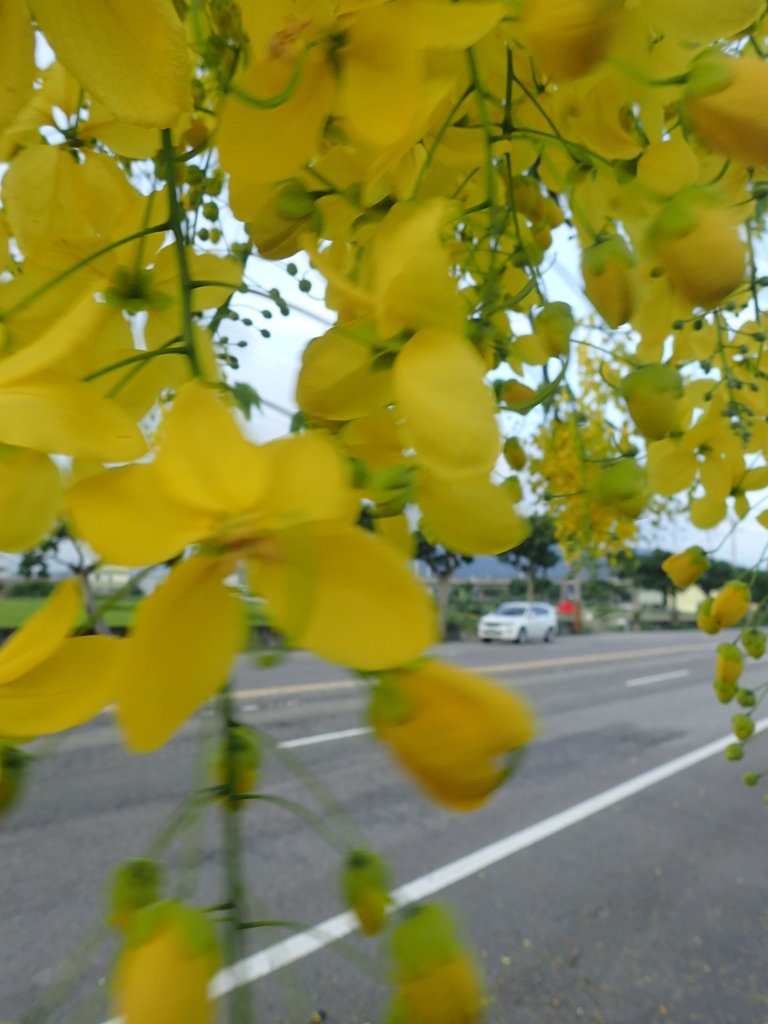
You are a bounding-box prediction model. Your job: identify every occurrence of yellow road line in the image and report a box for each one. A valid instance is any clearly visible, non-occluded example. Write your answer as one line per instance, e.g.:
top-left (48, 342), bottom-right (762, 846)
top-left (233, 642), bottom-right (707, 700)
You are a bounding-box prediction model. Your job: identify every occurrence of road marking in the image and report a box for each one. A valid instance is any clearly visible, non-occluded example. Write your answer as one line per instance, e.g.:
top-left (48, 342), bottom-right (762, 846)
top-left (233, 643), bottom-right (709, 701)
top-left (279, 727), bottom-right (371, 749)
top-left (204, 716), bottom-right (767, 999)
top-left (626, 669), bottom-right (690, 688)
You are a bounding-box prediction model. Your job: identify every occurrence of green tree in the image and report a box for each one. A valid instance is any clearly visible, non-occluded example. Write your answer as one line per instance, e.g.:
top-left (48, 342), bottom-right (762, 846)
top-left (497, 514), bottom-right (559, 601)
top-left (415, 532), bottom-right (473, 639)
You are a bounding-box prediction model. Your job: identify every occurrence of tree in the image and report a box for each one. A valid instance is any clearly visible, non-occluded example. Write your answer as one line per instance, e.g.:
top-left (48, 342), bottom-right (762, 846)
top-left (2, 0), bottom-right (768, 1018)
top-left (415, 531), bottom-right (474, 639)
top-left (497, 514), bottom-right (559, 601)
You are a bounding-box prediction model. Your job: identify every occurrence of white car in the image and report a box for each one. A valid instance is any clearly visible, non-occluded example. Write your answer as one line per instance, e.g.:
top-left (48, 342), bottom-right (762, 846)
top-left (477, 601), bottom-right (558, 644)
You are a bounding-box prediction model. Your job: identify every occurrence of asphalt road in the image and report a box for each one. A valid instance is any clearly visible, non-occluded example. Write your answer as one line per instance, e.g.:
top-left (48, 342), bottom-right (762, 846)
top-left (2, 632), bottom-right (767, 1024)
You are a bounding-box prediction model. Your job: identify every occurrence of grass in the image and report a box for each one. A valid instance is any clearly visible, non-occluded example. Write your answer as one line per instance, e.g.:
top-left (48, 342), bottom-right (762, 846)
top-left (0, 593), bottom-right (276, 633)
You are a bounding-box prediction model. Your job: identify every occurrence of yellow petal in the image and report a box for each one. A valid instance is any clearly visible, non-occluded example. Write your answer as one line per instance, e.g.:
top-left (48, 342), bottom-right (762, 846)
top-left (644, 0), bottom-right (764, 44)
top-left (154, 382), bottom-right (269, 516)
top-left (370, 660), bottom-right (536, 811)
top-left (258, 433), bottom-right (357, 530)
top-left (68, 465), bottom-right (212, 567)
top-left (396, 329), bottom-right (500, 479)
top-left (0, 370), bottom-right (146, 460)
top-left (218, 50), bottom-right (334, 188)
top-left (399, 1), bottom-right (505, 49)
top-left (418, 471), bottom-right (530, 555)
top-left (251, 523), bottom-right (437, 670)
top-left (113, 902), bottom-right (219, 1024)
top-left (0, 0), bottom-right (34, 131)
top-left (116, 557), bottom-right (245, 752)
top-left (0, 291), bottom-right (107, 386)
top-left (338, 6), bottom-right (424, 147)
top-left (29, 0), bottom-right (190, 127)
top-left (2, 146), bottom-right (144, 265)
top-left (0, 636), bottom-right (119, 738)
top-left (296, 326), bottom-right (393, 421)
top-left (0, 446), bottom-right (61, 552)
top-left (371, 200), bottom-right (464, 335)
top-left (0, 577), bottom-right (80, 685)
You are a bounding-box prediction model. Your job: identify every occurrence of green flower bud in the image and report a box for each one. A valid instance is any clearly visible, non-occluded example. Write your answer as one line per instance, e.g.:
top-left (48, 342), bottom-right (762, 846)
top-left (732, 714), bottom-right (755, 741)
top-left (341, 849), bottom-right (390, 936)
top-left (725, 743), bottom-right (744, 761)
top-left (108, 859), bottom-right (165, 932)
top-left (740, 628), bottom-right (766, 660)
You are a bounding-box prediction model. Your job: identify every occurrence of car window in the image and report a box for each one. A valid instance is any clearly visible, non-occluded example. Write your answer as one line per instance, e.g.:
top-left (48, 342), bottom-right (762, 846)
top-left (496, 604), bottom-right (525, 616)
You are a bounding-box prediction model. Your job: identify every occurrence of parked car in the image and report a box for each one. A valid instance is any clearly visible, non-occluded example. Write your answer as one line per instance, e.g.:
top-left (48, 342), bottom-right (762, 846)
top-left (477, 601), bottom-right (558, 643)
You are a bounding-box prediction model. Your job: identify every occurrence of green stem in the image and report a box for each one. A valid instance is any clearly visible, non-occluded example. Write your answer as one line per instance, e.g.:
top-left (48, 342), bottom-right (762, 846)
top-left (83, 343), bottom-right (187, 382)
top-left (75, 565), bottom-right (156, 636)
top-left (237, 793), bottom-right (349, 852)
top-left (161, 128), bottom-right (200, 374)
top-left (0, 223), bottom-right (170, 323)
top-left (218, 687), bottom-right (253, 1024)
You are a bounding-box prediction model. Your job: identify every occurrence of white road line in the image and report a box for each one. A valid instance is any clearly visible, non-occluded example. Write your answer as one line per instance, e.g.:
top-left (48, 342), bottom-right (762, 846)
top-left (625, 669), bottom-right (690, 688)
top-left (206, 716), bottom-right (767, 998)
top-left (278, 727), bottom-right (371, 750)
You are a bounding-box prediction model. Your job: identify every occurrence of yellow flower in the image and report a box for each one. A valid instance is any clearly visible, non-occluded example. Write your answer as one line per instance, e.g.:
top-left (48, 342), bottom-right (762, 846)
top-left (685, 53), bottom-right (768, 168)
top-left (341, 849), bottom-right (391, 936)
top-left (69, 382), bottom-right (436, 751)
top-left (620, 365), bottom-right (683, 441)
top-left (29, 0), bottom-right (191, 128)
top-left (715, 644), bottom-right (744, 687)
top-left (218, 1), bottom-right (504, 188)
top-left (389, 905), bottom-right (483, 1024)
top-left (112, 901), bottom-right (219, 1024)
top-left (711, 581), bottom-right (751, 628)
top-left (697, 597), bottom-right (720, 635)
top-left (661, 547), bottom-right (709, 589)
top-left (369, 660), bottom-right (535, 811)
top-left (0, 579), bottom-right (120, 740)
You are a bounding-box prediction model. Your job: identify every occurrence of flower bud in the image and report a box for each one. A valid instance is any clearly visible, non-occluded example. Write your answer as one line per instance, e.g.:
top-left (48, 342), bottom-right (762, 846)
top-left (650, 193), bottom-right (745, 309)
top-left (715, 644), bottom-right (744, 686)
top-left (388, 905), bottom-right (483, 1024)
top-left (740, 628), bottom-right (766, 660)
top-left (341, 849), bottom-right (390, 936)
top-left (697, 597), bottom-right (720, 635)
top-left (621, 365), bottom-right (683, 441)
top-left (210, 725), bottom-right (260, 811)
top-left (582, 236), bottom-right (636, 328)
top-left (112, 901), bottom-right (220, 1024)
top-left (736, 688), bottom-right (756, 708)
top-left (533, 302), bottom-right (574, 358)
top-left (725, 742), bottom-right (744, 761)
top-left (369, 661), bottom-right (535, 811)
top-left (593, 459), bottom-right (648, 519)
top-left (732, 713), bottom-right (755, 741)
top-left (685, 53), bottom-right (768, 167)
top-left (108, 860), bottom-right (165, 932)
top-left (712, 678), bottom-right (737, 704)
top-left (503, 437), bottom-right (526, 472)
top-left (743, 772), bottom-right (761, 787)
top-left (661, 547), bottom-right (709, 589)
top-left (711, 581), bottom-right (750, 628)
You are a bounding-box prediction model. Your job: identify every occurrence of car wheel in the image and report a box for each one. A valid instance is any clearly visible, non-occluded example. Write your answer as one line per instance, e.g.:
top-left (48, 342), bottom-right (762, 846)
top-left (517, 628), bottom-right (528, 644)
top-left (544, 627), bottom-right (555, 643)
top-left (481, 638), bottom-right (492, 643)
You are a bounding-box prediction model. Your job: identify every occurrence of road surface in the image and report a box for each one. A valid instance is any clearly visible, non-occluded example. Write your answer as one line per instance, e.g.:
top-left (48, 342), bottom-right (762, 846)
top-left (1, 632), bottom-right (767, 1024)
